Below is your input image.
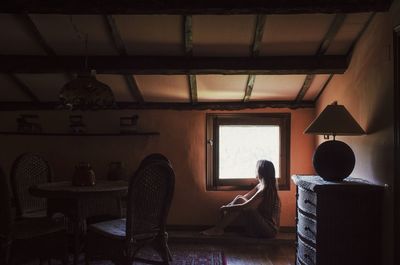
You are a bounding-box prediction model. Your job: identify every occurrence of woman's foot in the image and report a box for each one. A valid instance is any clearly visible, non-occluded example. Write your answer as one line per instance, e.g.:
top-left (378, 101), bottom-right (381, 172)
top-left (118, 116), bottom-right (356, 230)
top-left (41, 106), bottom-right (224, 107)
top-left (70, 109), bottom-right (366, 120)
top-left (200, 227), bottom-right (224, 236)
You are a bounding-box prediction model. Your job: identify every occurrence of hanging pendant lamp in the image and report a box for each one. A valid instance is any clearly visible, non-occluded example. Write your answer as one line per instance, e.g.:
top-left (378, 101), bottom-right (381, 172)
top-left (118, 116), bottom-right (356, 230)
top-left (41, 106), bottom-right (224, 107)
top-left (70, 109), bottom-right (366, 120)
top-left (59, 70), bottom-right (115, 110)
top-left (59, 28), bottom-right (115, 110)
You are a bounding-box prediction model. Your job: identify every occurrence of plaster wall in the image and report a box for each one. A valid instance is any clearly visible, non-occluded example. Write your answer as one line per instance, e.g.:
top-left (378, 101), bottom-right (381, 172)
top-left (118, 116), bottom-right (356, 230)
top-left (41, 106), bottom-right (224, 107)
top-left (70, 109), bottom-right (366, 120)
top-left (316, 1), bottom-right (400, 263)
top-left (0, 107), bottom-right (315, 227)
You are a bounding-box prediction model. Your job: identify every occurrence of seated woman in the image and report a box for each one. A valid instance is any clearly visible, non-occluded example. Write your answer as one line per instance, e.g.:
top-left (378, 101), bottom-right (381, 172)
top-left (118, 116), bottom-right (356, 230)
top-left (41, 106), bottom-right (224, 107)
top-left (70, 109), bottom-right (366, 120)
top-left (201, 160), bottom-right (281, 238)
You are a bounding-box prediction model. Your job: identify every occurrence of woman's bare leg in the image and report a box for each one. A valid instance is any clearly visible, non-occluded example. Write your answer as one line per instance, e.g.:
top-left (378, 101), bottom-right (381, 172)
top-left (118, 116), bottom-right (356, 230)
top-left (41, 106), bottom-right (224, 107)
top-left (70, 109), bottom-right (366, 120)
top-left (201, 211), bottom-right (241, 235)
top-left (201, 196), bottom-right (245, 236)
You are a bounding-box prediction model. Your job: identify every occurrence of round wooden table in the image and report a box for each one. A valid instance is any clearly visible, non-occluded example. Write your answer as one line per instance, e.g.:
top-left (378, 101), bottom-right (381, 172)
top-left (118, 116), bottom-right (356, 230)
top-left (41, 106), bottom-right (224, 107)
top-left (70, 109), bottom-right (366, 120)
top-left (30, 180), bottom-right (128, 265)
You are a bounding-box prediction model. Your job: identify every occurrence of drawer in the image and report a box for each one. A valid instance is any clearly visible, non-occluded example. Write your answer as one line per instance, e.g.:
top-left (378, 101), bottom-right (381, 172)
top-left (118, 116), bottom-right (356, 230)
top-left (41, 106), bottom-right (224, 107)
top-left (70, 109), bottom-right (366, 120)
top-left (297, 212), bottom-right (317, 244)
top-left (297, 237), bottom-right (316, 265)
top-left (296, 257), bottom-right (306, 265)
top-left (298, 187), bottom-right (317, 216)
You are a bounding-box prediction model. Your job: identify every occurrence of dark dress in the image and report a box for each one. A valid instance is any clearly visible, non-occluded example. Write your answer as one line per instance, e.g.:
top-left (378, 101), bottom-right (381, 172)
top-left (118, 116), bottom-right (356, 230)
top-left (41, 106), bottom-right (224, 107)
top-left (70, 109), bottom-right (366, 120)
top-left (243, 192), bottom-right (281, 238)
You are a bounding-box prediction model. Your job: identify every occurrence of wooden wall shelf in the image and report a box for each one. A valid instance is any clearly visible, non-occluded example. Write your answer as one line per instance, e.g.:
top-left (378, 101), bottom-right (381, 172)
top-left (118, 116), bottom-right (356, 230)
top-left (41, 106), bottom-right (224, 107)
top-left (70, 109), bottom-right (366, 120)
top-left (0, 131), bottom-right (159, 136)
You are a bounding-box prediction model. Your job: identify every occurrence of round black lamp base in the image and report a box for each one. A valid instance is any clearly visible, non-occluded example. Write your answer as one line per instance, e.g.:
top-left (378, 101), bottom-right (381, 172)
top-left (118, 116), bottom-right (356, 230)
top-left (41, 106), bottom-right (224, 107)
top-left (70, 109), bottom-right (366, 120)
top-left (313, 140), bottom-right (355, 181)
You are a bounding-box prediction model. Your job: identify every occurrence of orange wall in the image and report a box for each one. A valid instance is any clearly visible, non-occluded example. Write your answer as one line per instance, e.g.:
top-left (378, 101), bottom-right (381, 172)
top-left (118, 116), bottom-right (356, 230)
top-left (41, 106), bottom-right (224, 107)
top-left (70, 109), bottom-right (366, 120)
top-left (316, 2), bottom-right (399, 264)
top-left (0, 107), bottom-right (315, 227)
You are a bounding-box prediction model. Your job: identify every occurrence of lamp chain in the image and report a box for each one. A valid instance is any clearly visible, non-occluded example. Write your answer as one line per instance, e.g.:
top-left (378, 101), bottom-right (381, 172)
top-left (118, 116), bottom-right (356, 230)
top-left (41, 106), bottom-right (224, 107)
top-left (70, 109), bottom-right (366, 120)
top-left (69, 16), bottom-right (89, 70)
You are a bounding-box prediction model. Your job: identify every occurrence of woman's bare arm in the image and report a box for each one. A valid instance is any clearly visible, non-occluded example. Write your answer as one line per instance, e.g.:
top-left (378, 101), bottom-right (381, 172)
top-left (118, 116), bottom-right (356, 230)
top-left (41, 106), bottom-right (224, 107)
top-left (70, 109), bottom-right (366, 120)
top-left (221, 188), bottom-right (263, 212)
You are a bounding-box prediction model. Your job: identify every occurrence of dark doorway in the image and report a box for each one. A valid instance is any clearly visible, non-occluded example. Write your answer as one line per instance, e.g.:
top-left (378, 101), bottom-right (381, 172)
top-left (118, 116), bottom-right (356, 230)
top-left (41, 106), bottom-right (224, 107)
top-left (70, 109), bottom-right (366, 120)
top-left (394, 24), bottom-right (400, 265)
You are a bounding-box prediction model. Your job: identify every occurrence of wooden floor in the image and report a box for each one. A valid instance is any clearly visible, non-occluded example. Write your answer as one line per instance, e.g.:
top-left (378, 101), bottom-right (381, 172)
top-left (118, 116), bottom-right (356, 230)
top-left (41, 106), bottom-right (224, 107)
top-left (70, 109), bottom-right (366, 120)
top-left (169, 231), bottom-right (296, 265)
top-left (221, 243), bottom-right (295, 265)
top-left (21, 232), bottom-right (296, 265)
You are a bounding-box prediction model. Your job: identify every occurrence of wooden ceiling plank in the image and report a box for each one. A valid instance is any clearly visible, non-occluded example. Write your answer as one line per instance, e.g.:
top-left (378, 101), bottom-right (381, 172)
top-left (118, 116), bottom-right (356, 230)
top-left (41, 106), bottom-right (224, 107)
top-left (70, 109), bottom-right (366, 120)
top-left (296, 14), bottom-right (346, 102)
top-left (1, 0), bottom-right (392, 14)
top-left (0, 100), bottom-right (315, 111)
top-left (243, 15), bottom-right (266, 102)
top-left (184, 15), bottom-right (197, 104)
top-left (0, 55), bottom-right (348, 75)
top-left (8, 74), bottom-right (40, 102)
top-left (104, 14), bottom-right (144, 103)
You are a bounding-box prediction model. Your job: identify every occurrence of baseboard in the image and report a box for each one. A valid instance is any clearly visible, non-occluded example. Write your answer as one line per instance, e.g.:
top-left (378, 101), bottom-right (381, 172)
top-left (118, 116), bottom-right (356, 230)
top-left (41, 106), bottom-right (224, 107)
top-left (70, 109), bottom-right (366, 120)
top-left (167, 224), bottom-right (295, 233)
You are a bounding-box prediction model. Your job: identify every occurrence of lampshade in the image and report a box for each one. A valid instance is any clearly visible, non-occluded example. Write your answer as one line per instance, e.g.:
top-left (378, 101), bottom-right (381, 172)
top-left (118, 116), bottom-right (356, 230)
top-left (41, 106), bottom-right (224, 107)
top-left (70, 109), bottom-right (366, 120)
top-left (304, 101), bottom-right (365, 136)
top-left (305, 102), bottom-right (365, 182)
top-left (59, 70), bottom-right (115, 110)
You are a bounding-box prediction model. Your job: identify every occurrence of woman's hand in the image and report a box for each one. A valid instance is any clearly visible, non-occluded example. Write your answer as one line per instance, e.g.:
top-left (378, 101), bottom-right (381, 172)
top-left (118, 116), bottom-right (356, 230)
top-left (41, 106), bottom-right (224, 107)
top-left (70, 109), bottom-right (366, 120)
top-left (220, 205), bottom-right (229, 215)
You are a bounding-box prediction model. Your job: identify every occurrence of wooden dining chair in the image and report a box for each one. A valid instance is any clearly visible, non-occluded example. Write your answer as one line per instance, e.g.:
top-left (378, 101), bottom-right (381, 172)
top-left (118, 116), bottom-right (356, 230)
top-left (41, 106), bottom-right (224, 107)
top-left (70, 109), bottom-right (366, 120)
top-left (10, 153), bottom-right (52, 219)
top-left (85, 159), bottom-right (175, 265)
top-left (138, 153), bottom-right (171, 167)
top-left (0, 165), bottom-right (68, 265)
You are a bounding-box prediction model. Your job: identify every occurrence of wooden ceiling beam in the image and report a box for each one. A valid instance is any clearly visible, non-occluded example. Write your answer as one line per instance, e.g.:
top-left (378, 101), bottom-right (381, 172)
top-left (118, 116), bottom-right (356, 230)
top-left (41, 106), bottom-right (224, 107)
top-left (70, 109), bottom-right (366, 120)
top-left (295, 75), bottom-right (314, 102)
top-left (317, 14), bottom-right (347, 55)
top-left (347, 13), bottom-right (376, 58)
top-left (104, 14), bottom-right (144, 103)
top-left (1, 0), bottom-right (392, 14)
top-left (184, 15), bottom-right (193, 56)
top-left (243, 14), bottom-right (266, 102)
top-left (104, 15), bottom-right (128, 56)
top-left (19, 14), bottom-right (57, 56)
top-left (124, 75), bottom-right (144, 103)
top-left (314, 74), bottom-right (334, 102)
top-left (7, 74), bottom-right (40, 102)
top-left (0, 100), bottom-right (315, 111)
top-left (184, 15), bottom-right (197, 104)
top-left (296, 13), bottom-right (346, 102)
top-left (0, 55), bottom-right (348, 75)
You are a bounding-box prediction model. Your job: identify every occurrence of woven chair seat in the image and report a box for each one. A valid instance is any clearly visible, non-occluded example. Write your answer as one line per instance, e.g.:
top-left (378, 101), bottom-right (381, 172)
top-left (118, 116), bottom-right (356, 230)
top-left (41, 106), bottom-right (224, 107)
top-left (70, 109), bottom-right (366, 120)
top-left (89, 218), bottom-right (126, 239)
top-left (89, 218), bottom-right (159, 241)
top-left (14, 217), bottom-right (65, 239)
top-left (20, 209), bottom-right (48, 219)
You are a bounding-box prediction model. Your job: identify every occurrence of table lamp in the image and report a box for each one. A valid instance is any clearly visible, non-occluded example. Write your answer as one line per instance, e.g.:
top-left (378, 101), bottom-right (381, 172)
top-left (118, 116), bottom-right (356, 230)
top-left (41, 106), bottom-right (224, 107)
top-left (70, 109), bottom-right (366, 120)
top-left (304, 101), bottom-right (365, 181)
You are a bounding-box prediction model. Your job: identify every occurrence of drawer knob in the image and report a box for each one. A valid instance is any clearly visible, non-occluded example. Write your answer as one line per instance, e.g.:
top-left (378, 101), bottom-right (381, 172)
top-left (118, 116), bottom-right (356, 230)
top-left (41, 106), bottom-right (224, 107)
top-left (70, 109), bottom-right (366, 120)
top-left (304, 254), bottom-right (315, 265)
top-left (304, 226), bottom-right (316, 236)
top-left (304, 199), bottom-right (316, 206)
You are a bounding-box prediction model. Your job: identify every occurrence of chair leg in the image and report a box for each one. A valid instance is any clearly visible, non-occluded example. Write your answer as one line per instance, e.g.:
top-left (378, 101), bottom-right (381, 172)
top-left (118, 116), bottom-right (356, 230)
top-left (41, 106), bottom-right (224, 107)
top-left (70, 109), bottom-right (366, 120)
top-left (85, 253), bottom-right (90, 265)
top-left (62, 256), bottom-right (69, 265)
top-left (153, 232), bottom-right (171, 264)
top-left (1, 242), bottom-right (11, 265)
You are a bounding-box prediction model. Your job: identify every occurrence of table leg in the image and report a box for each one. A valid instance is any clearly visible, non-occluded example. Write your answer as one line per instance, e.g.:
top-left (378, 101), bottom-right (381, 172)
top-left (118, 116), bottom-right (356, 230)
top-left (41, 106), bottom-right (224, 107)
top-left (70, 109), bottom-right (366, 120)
top-left (73, 219), bottom-right (80, 265)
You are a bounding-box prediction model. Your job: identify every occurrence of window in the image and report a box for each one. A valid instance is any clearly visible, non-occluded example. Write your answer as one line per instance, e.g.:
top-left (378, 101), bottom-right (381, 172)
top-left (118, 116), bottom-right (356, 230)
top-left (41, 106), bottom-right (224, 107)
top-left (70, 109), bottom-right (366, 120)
top-left (206, 113), bottom-right (291, 190)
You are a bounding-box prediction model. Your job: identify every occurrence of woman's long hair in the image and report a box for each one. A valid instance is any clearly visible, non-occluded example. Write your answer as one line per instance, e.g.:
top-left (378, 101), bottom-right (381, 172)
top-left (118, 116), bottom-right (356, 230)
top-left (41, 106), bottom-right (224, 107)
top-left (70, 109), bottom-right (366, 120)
top-left (256, 160), bottom-right (281, 227)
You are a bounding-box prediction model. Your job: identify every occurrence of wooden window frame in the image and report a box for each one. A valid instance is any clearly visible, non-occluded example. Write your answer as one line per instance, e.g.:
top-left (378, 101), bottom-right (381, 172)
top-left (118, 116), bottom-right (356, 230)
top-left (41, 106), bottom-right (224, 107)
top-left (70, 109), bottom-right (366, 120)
top-left (206, 113), bottom-right (291, 191)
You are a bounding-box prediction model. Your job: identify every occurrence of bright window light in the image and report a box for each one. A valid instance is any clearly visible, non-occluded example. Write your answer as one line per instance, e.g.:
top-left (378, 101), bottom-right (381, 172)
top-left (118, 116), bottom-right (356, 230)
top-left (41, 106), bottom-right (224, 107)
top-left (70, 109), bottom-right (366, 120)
top-left (218, 125), bottom-right (280, 180)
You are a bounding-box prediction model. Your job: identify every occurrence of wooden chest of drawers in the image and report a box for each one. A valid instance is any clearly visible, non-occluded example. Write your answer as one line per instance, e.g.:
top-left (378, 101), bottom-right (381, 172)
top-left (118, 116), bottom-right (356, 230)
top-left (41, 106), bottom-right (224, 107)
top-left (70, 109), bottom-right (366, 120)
top-left (292, 175), bottom-right (384, 265)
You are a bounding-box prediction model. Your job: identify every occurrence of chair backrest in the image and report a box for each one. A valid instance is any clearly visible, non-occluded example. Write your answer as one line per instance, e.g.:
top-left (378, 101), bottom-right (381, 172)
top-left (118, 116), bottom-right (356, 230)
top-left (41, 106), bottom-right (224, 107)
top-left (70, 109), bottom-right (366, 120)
top-left (137, 153), bottom-right (171, 170)
top-left (10, 153), bottom-right (52, 217)
top-left (0, 166), bottom-right (13, 241)
top-left (142, 153), bottom-right (170, 163)
top-left (126, 160), bottom-right (175, 241)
